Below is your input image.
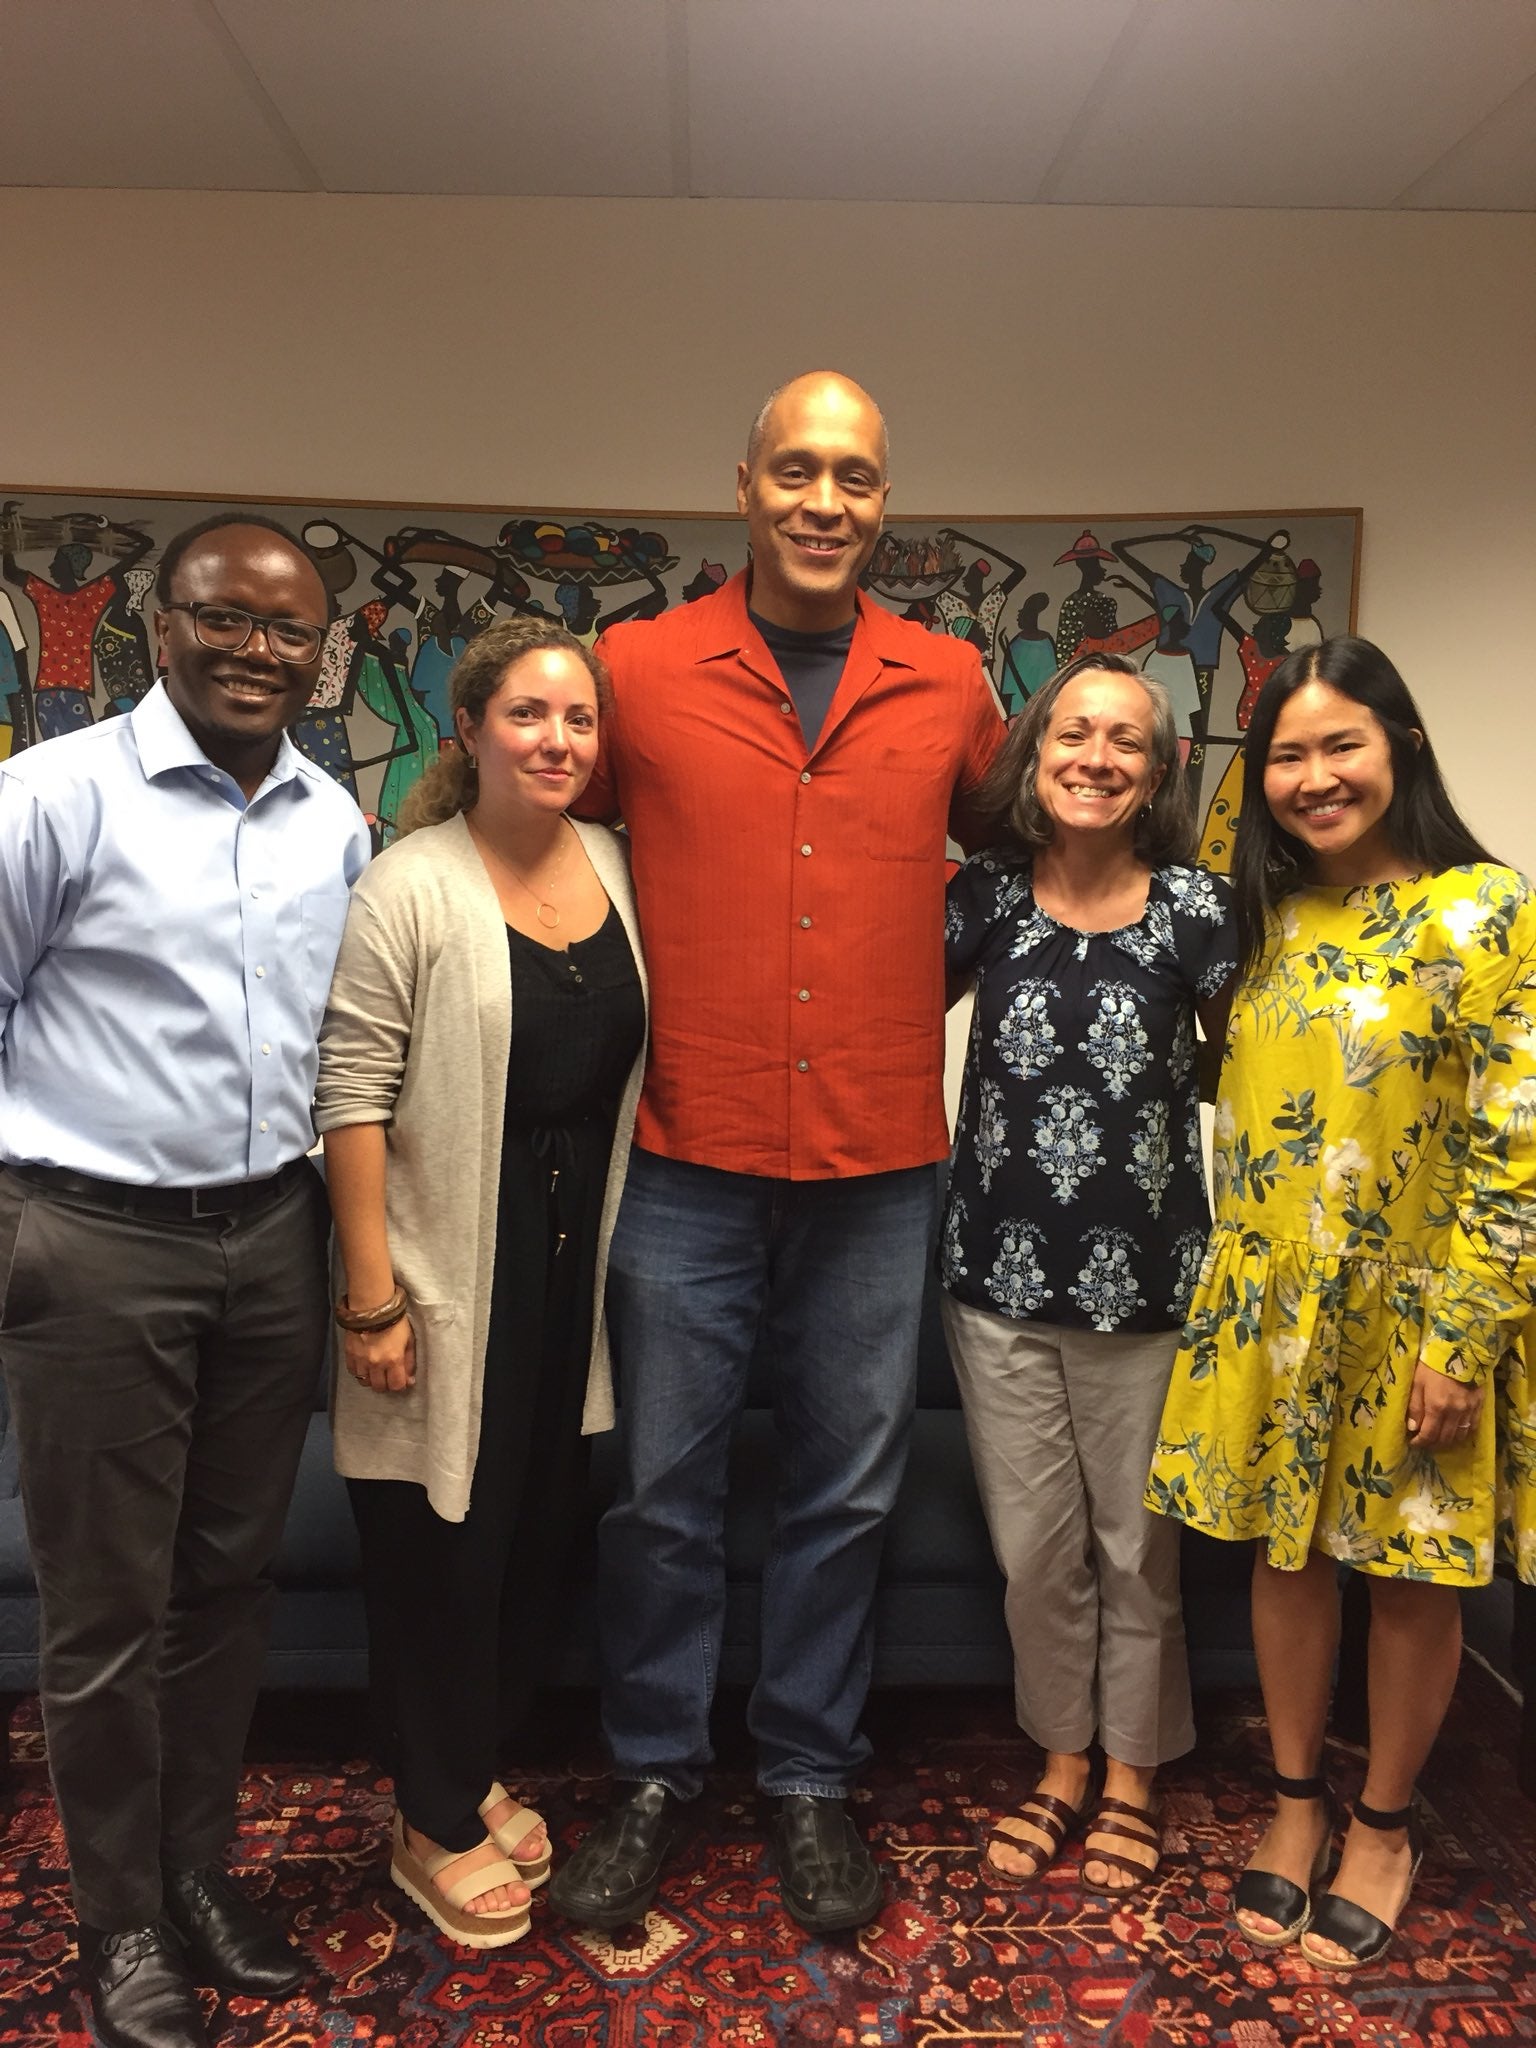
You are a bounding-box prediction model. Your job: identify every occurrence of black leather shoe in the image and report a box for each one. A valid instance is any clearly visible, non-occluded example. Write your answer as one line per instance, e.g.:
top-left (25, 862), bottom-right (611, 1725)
top-left (548, 1781), bottom-right (681, 1931)
top-left (770, 1795), bottom-right (883, 1934)
top-left (77, 1923), bottom-right (207, 2048)
top-left (161, 1865), bottom-right (307, 1997)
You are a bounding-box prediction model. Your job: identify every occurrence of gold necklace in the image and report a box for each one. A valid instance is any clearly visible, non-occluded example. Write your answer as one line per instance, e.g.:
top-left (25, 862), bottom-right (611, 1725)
top-left (477, 819), bottom-right (572, 928)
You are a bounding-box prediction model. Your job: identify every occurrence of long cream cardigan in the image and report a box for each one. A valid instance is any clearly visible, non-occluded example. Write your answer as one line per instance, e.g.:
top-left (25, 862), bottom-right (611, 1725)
top-left (313, 811), bottom-right (648, 1523)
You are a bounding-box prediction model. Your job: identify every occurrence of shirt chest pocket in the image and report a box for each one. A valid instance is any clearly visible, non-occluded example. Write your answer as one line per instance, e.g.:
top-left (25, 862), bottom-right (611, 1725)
top-left (866, 757), bottom-right (941, 862)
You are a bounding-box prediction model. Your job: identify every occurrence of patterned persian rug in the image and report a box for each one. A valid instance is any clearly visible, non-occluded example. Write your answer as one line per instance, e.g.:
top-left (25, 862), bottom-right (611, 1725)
top-left (2, 1666), bottom-right (1532, 2045)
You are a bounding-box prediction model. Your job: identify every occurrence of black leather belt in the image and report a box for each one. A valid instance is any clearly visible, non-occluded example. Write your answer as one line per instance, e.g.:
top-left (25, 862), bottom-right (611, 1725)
top-left (4, 1156), bottom-right (313, 1221)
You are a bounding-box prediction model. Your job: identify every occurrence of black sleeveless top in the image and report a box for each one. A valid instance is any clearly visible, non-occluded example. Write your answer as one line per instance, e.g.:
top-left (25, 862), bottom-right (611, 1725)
top-left (484, 901), bottom-right (644, 1389)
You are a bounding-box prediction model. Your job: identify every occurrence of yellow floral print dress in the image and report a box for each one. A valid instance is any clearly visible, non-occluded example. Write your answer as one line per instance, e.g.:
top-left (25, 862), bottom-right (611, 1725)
top-left (1148, 863), bottom-right (1536, 1585)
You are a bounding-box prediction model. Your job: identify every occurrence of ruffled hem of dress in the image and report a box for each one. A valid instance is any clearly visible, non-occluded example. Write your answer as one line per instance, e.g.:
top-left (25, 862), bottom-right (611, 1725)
top-left (1185, 1222), bottom-right (1440, 1380)
top-left (1149, 1494), bottom-right (1497, 1586)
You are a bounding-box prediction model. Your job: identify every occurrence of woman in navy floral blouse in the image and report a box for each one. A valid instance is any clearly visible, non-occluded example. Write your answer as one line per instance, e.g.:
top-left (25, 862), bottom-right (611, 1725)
top-left (942, 651), bottom-right (1236, 1896)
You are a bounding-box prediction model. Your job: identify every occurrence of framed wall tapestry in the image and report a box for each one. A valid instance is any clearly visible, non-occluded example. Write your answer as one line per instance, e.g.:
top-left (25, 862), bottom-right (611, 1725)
top-left (0, 491), bottom-right (1359, 867)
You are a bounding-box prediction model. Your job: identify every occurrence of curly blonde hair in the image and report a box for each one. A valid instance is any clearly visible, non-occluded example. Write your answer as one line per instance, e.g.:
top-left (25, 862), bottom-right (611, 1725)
top-left (396, 616), bottom-right (613, 836)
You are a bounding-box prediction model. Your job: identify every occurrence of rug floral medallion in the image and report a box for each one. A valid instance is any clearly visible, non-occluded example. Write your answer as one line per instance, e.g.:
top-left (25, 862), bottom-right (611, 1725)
top-left (3, 1668), bottom-right (1532, 2046)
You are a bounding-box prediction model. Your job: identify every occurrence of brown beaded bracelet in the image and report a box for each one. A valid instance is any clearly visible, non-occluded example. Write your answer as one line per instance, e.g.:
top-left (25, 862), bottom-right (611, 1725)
top-left (334, 1285), bottom-right (409, 1333)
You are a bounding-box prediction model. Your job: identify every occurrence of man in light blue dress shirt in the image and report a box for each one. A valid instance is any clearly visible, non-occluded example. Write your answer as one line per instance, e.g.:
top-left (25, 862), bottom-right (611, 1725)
top-left (0, 514), bottom-right (369, 2048)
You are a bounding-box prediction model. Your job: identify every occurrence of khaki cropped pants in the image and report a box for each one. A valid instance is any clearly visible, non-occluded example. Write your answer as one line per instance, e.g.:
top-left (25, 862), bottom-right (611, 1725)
top-left (941, 1296), bottom-right (1195, 1769)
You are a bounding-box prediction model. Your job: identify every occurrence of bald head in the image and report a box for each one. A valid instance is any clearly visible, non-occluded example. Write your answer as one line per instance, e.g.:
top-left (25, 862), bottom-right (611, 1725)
top-left (735, 370), bottom-right (891, 633)
top-left (745, 371), bottom-right (889, 478)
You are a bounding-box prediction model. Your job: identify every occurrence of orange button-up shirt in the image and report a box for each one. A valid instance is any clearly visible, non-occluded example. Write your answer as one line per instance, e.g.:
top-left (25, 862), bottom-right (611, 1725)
top-left (579, 571), bottom-right (1005, 1179)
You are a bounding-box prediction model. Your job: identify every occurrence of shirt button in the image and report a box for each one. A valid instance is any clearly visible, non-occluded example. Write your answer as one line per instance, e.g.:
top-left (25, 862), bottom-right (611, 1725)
top-left (259, 1119), bottom-right (269, 1133)
top-left (797, 1059), bottom-right (809, 1072)
top-left (800, 915), bottom-right (812, 929)
top-left (250, 888), bottom-right (260, 900)
top-left (255, 965), bottom-right (266, 978)
top-left (798, 988), bottom-right (811, 1001)
top-left (780, 701), bottom-right (794, 716)
top-left (260, 1043), bottom-right (270, 1056)
top-left (800, 770), bottom-right (812, 784)
top-left (800, 844), bottom-right (812, 857)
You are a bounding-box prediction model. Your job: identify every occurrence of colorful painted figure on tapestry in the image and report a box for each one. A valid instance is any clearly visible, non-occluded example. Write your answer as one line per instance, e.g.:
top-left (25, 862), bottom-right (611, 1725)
top-left (0, 589), bottom-right (30, 759)
top-left (997, 593), bottom-right (1056, 714)
top-left (1285, 557), bottom-right (1325, 651)
top-left (95, 566), bottom-right (157, 716)
top-left (928, 530), bottom-right (1028, 674)
top-left (1051, 530), bottom-right (1120, 664)
top-left (1196, 603), bottom-right (1293, 871)
top-left (1, 511), bottom-right (152, 743)
top-left (1110, 523), bottom-right (1285, 753)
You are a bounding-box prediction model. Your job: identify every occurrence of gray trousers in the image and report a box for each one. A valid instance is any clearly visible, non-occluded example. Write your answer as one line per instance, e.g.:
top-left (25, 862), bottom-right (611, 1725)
top-left (0, 1164), bottom-right (329, 1929)
top-left (941, 1295), bottom-right (1195, 1769)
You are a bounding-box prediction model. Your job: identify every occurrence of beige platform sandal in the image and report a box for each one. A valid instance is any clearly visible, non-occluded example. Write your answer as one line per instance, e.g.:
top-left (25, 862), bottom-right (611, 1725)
top-left (480, 1781), bottom-right (553, 1888)
top-left (390, 1814), bottom-right (533, 1948)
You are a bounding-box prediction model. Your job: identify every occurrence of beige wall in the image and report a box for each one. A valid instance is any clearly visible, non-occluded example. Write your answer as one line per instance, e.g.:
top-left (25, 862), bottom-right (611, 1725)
top-left (5, 187), bottom-right (1533, 862)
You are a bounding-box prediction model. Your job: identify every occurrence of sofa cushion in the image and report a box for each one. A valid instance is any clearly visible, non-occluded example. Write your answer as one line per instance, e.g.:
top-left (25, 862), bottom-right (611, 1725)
top-left (270, 1418), bottom-right (361, 1586)
top-left (0, 1498), bottom-right (33, 1599)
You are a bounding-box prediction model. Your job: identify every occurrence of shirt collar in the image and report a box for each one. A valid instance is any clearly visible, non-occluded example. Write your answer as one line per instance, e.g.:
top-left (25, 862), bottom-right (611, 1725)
top-left (693, 568), bottom-right (917, 671)
top-left (131, 678), bottom-right (303, 794)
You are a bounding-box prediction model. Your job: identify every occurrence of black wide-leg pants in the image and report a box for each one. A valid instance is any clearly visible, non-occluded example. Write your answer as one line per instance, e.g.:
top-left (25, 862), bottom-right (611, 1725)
top-left (0, 1164), bottom-right (329, 1930)
top-left (348, 1126), bottom-right (600, 1856)
top-left (347, 1344), bottom-right (591, 1855)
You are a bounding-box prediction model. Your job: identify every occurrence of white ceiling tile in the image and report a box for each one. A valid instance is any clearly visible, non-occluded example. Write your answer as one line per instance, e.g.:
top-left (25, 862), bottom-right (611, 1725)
top-left (0, 0), bottom-right (1532, 207)
top-left (1046, 0), bottom-right (1536, 207)
top-left (0, 0), bottom-right (311, 190)
top-left (685, 0), bottom-right (1142, 202)
top-left (1400, 71), bottom-right (1536, 209)
top-left (214, 0), bottom-right (677, 195)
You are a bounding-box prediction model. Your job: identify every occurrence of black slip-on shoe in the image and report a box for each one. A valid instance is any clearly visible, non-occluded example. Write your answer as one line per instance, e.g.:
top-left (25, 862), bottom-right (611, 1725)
top-left (548, 1781), bottom-right (682, 1932)
top-left (770, 1794), bottom-right (883, 1935)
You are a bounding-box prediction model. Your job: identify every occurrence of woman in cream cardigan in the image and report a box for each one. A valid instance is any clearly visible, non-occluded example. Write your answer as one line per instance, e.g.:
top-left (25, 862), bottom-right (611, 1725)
top-left (315, 618), bottom-right (647, 1949)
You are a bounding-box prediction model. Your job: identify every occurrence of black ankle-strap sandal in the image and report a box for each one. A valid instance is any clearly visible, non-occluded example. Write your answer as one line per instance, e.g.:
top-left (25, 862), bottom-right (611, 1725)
top-left (1232, 1771), bottom-right (1338, 1950)
top-left (1301, 1795), bottom-right (1423, 1972)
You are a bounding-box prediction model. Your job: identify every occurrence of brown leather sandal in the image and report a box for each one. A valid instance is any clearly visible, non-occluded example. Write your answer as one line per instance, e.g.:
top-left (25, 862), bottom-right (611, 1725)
top-left (1081, 1794), bottom-right (1162, 1898)
top-left (983, 1777), bottom-right (1097, 1888)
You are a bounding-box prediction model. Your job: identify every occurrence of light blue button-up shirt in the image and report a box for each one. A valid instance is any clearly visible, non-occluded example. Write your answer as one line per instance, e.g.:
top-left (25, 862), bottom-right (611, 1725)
top-left (0, 681), bottom-right (370, 1185)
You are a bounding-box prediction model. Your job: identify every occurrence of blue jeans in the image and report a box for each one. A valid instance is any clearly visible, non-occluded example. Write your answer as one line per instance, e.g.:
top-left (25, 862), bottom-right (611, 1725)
top-left (598, 1148), bottom-right (937, 1801)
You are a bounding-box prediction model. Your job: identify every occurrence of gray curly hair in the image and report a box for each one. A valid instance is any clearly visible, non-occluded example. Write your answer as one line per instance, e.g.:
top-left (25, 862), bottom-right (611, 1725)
top-left (974, 653), bottom-right (1196, 865)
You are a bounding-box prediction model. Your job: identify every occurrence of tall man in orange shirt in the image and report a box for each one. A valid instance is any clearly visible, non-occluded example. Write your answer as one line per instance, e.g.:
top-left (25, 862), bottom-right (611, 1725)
top-left (551, 373), bottom-right (1005, 1935)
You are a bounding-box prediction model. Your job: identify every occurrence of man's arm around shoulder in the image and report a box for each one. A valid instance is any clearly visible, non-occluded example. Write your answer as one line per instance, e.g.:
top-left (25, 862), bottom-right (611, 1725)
top-left (948, 643), bottom-right (1007, 858)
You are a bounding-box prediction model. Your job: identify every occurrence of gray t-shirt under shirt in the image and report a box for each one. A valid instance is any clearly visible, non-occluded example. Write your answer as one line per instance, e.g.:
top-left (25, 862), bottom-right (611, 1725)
top-left (748, 607), bottom-right (856, 750)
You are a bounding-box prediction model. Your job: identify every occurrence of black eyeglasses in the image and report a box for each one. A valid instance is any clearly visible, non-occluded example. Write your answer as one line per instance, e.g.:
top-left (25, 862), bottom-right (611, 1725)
top-left (163, 601), bottom-right (325, 665)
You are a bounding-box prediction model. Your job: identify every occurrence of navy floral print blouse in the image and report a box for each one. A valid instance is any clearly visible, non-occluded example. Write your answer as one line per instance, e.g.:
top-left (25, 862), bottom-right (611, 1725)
top-left (942, 853), bottom-right (1237, 1333)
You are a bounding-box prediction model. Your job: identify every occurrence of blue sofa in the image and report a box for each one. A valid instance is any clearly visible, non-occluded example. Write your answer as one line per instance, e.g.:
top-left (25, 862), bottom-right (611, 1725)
top-left (0, 1239), bottom-right (1262, 1753)
top-left (7, 1242), bottom-right (1527, 1785)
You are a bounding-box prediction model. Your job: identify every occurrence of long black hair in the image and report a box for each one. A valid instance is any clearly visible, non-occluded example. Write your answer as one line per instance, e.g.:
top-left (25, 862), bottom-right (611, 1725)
top-left (1231, 634), bottom-right (1493, 976)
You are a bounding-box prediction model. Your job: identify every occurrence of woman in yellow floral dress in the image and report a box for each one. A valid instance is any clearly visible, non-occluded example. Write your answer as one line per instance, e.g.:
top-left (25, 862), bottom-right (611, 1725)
top-left (1148, 635), bottom-right (1536, 1970)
